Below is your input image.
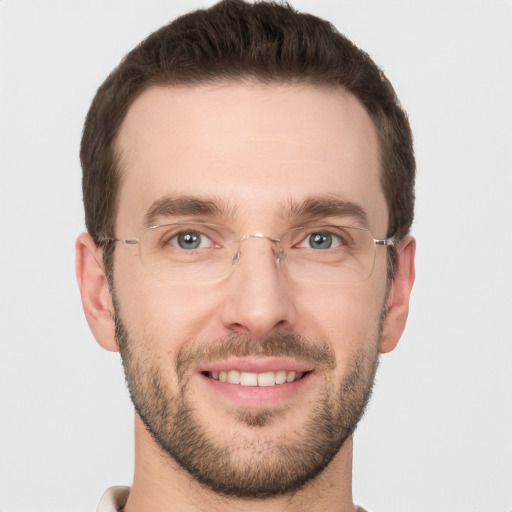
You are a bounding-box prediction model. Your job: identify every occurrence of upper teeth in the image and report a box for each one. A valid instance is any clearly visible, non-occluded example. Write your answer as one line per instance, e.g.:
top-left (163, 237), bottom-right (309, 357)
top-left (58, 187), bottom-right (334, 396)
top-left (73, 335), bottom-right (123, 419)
top-left (209, 370), bottom-right (303, 386)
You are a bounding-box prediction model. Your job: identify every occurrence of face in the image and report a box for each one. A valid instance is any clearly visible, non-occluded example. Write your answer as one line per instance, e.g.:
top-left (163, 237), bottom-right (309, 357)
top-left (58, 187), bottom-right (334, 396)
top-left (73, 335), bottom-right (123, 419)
top-left (111, 83), bottom-right (391, 497)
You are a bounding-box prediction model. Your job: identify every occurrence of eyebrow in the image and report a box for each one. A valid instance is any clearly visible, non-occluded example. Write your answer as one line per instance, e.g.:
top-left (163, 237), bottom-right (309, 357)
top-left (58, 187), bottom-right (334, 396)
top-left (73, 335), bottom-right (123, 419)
top-left (143, 193), bottom-right (368, 228)
top-left (284, 195), bottom-right (369, 226)
top-left (144, 195), bottom-right (237, 227)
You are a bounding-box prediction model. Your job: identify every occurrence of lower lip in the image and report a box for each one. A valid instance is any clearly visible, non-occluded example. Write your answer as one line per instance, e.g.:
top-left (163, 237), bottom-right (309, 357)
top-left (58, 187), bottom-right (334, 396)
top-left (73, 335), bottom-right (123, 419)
top-left (199, 372), bottom-right (313, 406)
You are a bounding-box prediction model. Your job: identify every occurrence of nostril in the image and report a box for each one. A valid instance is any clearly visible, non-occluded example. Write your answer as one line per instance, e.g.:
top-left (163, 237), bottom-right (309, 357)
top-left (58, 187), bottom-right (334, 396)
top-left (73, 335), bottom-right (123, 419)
top-left (229, 322), bottom-right (251, 335)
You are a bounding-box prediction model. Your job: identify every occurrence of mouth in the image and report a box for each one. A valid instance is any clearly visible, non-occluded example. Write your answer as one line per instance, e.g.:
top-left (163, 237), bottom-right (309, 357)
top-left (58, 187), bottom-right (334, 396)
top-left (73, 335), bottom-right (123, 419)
top-left (203, 369), bottom-right (307, 387)
top-left (197, 358), bottom-right (314, 406)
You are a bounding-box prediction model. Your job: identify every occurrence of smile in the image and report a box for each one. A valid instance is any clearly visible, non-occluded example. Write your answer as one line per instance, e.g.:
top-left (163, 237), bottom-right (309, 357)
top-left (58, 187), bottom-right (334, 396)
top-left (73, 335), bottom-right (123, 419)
top-left (207, 370), bottom-right (305, 386)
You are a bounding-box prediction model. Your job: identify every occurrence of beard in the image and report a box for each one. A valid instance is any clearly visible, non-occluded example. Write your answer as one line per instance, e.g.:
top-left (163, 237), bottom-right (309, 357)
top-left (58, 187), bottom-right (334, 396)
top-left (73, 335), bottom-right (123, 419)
top-left (113, 296), bottom-right (381, 499)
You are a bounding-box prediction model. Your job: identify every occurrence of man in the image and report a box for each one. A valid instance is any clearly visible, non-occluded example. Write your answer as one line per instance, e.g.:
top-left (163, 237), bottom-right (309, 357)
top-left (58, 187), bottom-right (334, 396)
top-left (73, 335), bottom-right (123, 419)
top-left (76, 1), bottom-right (415, 510)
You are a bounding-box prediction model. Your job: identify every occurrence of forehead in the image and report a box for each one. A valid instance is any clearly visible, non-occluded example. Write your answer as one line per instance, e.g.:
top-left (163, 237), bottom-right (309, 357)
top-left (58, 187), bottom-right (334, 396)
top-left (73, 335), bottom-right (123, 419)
top-left (115, 83), bottom-right (386, 233)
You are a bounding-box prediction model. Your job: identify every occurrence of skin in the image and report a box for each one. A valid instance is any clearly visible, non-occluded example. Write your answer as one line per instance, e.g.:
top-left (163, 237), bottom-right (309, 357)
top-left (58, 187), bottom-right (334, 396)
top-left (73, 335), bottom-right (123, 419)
top-left (76, 83), bottom-right (415, 512)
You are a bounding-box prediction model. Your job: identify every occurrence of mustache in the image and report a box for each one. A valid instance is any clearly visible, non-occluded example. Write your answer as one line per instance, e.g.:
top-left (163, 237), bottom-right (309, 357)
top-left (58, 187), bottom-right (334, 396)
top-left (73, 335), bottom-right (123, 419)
top-left (176, 332), bottom-right (336, 379)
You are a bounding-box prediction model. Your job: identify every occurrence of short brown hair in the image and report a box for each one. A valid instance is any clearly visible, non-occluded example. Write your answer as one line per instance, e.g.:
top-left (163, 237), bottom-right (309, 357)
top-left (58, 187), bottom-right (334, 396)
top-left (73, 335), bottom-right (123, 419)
top-left (81, 0), bottom-right (415, 275)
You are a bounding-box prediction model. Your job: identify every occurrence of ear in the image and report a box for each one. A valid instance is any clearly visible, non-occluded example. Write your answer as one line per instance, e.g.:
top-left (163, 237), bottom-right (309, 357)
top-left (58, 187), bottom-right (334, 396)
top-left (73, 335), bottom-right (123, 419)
top-left (75, 233), bottom-right (119, 352)
top-left (380, 235), bottom-right (416, 354)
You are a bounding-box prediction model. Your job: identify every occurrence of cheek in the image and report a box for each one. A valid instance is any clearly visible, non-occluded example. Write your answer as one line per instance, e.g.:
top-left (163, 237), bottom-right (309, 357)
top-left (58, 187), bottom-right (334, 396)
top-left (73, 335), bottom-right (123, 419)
top-left (291, 281), bottom-right (386, 361)
top-left (114, 267), bottom-right (224, 354)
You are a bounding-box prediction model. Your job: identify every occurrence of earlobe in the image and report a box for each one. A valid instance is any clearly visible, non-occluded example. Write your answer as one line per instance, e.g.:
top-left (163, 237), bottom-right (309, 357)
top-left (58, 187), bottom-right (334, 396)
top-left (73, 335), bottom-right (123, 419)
top-left (380, 235), bottom-right (416, 354)
top-left (75, 233), bottom-right (119, 352)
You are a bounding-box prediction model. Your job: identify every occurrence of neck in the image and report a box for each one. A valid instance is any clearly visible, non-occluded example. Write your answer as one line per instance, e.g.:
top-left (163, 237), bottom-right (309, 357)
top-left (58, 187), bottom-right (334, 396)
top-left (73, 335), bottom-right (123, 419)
top-left (124, 415), bottom-right (356, 512)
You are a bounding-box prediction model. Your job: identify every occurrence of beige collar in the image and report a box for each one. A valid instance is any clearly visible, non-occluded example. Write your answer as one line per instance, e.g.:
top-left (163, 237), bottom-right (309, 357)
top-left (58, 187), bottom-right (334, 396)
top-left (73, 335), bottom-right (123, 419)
top-left (96, 486), bottom-right (130, 512)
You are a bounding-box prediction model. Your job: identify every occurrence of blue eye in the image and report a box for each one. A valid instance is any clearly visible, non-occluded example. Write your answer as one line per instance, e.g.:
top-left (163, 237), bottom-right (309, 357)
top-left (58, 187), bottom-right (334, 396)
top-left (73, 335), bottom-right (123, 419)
top-left (310, 233), bottom-right (332, 249)
top-left (171, 231), bottom-right (212, 250)
top-left (300, 231), bottom-right (343, 250)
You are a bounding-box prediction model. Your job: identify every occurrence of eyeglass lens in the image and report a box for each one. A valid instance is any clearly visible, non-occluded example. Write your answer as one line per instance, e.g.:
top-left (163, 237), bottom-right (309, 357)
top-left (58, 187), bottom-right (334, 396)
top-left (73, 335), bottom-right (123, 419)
top-left (137, 223), bottom-right (378, 285)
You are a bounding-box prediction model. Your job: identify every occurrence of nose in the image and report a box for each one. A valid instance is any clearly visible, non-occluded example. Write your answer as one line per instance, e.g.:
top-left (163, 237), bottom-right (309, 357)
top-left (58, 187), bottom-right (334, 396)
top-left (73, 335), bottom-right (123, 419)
top-left (219, 235), bottom-right (296, 337)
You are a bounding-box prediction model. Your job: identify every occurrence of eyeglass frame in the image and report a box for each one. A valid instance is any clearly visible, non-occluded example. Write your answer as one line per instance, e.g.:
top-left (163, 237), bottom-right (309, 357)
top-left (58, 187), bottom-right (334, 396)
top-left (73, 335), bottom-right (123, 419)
top-left (97, 221), bottom-right (397, 284)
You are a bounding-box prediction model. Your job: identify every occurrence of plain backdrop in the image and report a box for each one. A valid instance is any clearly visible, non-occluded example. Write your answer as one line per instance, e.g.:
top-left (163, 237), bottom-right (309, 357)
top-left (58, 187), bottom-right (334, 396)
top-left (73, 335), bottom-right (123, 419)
top-left (1, 1), bottom-right (511, 511)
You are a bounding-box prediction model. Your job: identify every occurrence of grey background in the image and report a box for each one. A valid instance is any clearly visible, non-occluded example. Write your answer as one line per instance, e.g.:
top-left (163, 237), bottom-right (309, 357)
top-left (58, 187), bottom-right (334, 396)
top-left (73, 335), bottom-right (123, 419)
top-left (1, 1), bottom-right (511, 511)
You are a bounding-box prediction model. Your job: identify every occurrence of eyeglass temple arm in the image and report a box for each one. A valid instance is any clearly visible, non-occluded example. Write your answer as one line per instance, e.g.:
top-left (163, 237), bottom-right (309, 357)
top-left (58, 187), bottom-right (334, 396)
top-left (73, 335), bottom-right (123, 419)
top-left (96, 235), bottom-right (140, 245)
top-left (374, 238), bottom-right (397, 246)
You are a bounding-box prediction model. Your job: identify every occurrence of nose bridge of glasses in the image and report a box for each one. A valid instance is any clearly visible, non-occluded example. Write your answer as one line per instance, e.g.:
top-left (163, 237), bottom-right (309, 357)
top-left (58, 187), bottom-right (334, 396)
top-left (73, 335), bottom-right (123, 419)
top-left (231, 233), bottom-right (283, 264)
